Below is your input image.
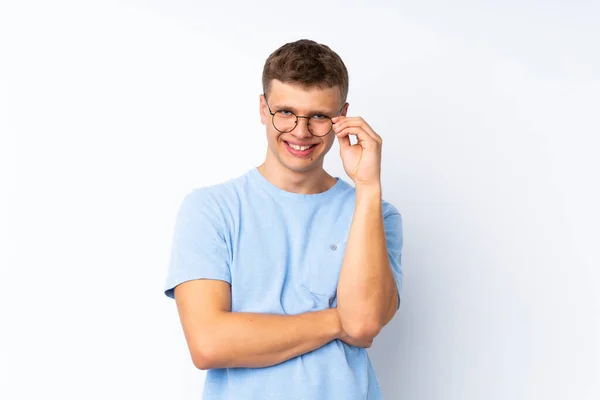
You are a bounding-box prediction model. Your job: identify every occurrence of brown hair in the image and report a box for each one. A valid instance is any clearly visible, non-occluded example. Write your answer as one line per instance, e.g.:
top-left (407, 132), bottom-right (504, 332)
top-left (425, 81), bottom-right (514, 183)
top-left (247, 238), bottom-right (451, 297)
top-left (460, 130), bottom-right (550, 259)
top-left (262, 39), bottom-right (349, 103)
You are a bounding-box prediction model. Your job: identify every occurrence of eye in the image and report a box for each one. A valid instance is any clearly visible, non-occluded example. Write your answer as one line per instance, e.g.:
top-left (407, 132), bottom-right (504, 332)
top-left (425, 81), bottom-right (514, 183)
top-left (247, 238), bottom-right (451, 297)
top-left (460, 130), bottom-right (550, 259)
top-left (277, 110), bottom-right (294, 117)
top-left (311, 114), bottom-right (328, 120)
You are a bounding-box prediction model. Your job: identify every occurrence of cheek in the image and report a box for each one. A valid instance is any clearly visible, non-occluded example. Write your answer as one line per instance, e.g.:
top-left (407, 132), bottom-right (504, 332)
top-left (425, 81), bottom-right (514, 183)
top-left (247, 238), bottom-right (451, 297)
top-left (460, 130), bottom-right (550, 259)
top-left (322, 136), bottom-right (335, 153)
top-left (266, 126), bottom-right (282, 145)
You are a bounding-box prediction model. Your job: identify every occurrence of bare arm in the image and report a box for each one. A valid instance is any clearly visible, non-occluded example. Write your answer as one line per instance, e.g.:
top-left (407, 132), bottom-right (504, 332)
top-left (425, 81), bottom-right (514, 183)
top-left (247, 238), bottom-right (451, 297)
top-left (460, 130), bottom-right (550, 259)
top-left (336, 185), bottom-right (399, 341)
top-left (175, 279), bottom-right (344, 370)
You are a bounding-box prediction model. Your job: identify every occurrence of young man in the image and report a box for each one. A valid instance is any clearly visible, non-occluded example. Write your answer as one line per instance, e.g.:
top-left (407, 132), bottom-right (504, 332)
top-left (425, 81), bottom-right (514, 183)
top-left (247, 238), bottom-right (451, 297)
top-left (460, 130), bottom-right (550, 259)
top-left (164, 39), bottom-right (404, 399)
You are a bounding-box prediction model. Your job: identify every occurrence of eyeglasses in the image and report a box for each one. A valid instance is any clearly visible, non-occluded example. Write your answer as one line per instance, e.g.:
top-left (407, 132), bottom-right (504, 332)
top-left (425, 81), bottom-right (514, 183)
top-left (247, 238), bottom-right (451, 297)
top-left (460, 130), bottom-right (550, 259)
top-left (264, 95), bottom-right (344, 137)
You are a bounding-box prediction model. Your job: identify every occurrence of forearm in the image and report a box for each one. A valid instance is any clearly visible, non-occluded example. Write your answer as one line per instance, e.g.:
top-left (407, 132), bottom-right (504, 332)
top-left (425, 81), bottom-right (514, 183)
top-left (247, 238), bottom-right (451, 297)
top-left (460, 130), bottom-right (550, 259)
top-left (336, 185), bottom-right (397, 339)
top-left (195, 308), bottom-right (341, 369)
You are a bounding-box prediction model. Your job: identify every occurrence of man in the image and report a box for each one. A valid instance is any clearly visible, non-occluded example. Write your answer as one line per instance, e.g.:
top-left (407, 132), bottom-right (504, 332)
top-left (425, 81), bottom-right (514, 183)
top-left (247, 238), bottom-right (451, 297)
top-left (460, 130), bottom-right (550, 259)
top-left (164, 39), bottom-right (404, 399)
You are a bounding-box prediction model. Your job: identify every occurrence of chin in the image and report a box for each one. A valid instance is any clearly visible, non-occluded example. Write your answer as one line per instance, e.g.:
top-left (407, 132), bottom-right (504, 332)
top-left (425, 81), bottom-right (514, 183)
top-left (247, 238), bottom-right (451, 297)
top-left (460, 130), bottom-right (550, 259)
top-left (286, 163), bottom-right (320, 174)
top-left (278, 153), bottom-right (322, 174)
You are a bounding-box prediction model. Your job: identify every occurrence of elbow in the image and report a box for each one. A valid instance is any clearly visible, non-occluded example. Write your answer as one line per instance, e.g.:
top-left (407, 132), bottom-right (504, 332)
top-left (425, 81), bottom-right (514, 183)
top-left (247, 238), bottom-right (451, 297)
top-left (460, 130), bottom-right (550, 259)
top-left (191, 339), bottom-right (221, 370)
top-left (188, 313), bottom-right (231, 370)
top-left (342, 318), bottom-right (382, 342)
top-left (338, 305), bottom-right (385, 341)
top-left (192, 350), bottom-right (213, 371)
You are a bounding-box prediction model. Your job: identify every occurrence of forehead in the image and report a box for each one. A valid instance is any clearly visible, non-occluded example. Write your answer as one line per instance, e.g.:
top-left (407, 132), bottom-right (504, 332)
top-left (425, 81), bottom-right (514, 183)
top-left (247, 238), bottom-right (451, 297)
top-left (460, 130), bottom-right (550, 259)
top-left (267, 80), bottom-right (342, 112)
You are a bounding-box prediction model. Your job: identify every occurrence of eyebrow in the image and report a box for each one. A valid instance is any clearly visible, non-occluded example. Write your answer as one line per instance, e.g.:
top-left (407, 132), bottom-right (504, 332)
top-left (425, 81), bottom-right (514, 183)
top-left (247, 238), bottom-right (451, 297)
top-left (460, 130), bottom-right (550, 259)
top-left (273, 104), bottom-right (334, 116)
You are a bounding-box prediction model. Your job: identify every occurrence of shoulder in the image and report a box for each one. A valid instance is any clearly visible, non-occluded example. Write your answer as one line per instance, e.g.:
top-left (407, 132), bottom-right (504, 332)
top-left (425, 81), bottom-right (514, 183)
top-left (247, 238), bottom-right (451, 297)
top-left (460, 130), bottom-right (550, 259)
top-left (183, 171), bottom-right (250, 208)
top-left (177, 171), bottom-right (252, 232)
top-left (382, 199), bottom-right (401, 219)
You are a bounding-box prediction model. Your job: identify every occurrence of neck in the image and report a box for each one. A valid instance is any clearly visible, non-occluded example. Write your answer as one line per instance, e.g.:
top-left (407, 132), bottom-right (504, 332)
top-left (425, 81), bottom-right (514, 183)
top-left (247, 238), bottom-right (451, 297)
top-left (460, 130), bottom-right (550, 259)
top-left (257, 156), bottom-right (337, 195)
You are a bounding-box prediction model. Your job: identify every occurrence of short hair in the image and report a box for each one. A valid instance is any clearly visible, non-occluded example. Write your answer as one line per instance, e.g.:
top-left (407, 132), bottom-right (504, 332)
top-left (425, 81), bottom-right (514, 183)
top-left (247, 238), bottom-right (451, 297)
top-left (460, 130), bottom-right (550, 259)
top-left (262, 39), bottom-right (349, 103)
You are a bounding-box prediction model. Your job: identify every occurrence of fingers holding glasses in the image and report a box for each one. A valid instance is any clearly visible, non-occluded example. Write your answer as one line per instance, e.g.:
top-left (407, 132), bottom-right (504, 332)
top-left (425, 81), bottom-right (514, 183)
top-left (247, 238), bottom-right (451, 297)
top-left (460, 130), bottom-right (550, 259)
top-left (332, 116), bottom-right (382, 149)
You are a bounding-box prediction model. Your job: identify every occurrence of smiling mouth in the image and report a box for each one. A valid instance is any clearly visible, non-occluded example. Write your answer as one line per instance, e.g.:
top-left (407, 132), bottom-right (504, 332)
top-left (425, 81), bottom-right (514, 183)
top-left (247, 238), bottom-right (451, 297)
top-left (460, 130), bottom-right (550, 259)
top-left (283, 141), bottom-right (319, 157)
top-left (285, 141), bottom-right (317, 151)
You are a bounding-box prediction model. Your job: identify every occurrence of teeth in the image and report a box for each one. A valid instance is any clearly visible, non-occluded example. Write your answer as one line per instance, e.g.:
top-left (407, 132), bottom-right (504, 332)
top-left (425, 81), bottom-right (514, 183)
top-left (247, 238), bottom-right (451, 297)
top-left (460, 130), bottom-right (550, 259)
top-left (288, 143), bottom-right (312, 151)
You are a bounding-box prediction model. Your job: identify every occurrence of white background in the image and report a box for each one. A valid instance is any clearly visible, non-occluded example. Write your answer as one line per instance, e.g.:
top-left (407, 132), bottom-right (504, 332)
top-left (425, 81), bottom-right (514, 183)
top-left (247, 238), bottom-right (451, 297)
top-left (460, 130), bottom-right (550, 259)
top-left (2, 1), bottom-right (599, 399)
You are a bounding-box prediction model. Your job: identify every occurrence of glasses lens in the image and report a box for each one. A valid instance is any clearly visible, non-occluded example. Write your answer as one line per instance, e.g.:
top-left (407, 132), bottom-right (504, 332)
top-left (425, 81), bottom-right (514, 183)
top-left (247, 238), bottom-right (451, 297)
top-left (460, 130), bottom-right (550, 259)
top-left (273, 111), bottom-right (297, 132)
top-left (309, 117), bottom-right (333, 137)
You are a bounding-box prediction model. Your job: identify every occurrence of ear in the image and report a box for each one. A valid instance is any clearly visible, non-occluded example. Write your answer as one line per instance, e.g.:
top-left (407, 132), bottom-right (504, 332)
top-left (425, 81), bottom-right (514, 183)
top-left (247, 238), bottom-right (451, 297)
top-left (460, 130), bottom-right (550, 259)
top-left (259, 94), bottom-right (267, 125)
top-left (341, 102), bottom-right (349, 117)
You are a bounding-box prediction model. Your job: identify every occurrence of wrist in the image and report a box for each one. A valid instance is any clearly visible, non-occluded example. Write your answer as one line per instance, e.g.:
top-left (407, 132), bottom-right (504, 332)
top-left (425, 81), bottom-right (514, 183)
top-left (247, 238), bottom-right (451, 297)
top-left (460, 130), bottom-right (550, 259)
top-left (326, 308), bottom-right (344, 339)
top-left (355, 185), bottom-right (382, 212)
top-left (355, 183), bottom-right (382, 200)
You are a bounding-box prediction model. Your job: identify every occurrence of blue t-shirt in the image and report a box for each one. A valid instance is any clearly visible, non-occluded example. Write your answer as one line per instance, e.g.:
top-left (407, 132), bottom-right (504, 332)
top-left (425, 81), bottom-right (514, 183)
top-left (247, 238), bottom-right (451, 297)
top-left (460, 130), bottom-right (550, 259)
top-left (164, 167), bottom-right (404, 400)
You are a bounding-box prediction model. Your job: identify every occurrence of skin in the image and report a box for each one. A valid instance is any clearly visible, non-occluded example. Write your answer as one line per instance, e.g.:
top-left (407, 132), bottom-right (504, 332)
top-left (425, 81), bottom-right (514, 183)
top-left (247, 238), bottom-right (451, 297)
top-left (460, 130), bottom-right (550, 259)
top-left (257, 79), bottom-right (343, 194)
top-left (332, 114), bottom-right (399, 340)
top-left (174, 79), bottom-right (398, 370)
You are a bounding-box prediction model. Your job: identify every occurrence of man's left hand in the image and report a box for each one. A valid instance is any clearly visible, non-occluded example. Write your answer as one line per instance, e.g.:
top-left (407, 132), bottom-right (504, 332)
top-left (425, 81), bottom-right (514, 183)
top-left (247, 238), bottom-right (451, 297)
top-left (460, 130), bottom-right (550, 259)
top-left (332, 116), bottom-right (382, 188)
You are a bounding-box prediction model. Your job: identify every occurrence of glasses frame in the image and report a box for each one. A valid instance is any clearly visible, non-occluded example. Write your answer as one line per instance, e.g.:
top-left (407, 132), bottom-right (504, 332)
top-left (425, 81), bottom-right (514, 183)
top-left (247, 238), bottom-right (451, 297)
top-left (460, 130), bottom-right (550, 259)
top-left (263, 94), bottom-right (345, 137)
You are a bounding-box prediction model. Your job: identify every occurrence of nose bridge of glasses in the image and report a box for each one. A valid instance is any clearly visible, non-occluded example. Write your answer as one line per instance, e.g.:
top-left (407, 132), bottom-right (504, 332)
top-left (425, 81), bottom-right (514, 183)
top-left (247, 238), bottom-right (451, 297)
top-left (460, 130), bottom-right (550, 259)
top-left (298, 114), bottom-right (326, 126)
top-left (293, 114), bottom-right (313, 136)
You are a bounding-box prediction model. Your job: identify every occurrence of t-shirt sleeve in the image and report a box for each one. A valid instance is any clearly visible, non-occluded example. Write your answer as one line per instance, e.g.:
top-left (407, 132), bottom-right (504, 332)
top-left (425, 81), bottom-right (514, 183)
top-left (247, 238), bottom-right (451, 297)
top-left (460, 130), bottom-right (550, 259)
top-left (163, 190), bottom-right (232, 300)
top-left (383, 203), bottom-right (404, 309)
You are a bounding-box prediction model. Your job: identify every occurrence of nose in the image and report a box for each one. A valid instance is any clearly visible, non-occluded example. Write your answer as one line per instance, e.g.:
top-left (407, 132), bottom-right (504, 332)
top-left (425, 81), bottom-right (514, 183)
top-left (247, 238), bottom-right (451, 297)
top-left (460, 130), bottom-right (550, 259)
top-left (291, 117), bottom-right (313, 139)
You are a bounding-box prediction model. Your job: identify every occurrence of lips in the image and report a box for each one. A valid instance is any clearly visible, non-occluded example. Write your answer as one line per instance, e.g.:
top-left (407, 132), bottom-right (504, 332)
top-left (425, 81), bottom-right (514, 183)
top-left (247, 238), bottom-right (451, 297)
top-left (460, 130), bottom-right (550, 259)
top-left (283, 140), bottom-right (318, 158)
